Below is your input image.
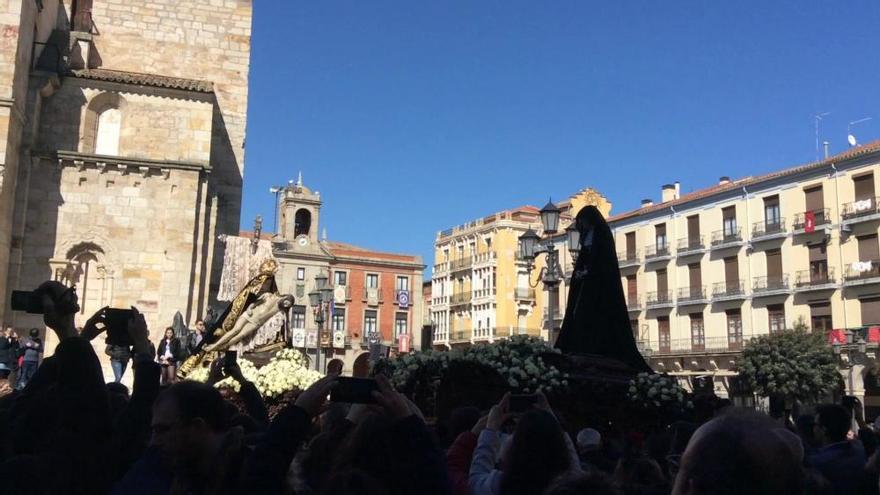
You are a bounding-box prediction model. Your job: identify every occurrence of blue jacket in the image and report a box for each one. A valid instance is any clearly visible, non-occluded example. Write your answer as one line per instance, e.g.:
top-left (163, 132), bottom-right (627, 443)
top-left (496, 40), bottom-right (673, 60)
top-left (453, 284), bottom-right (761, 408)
top-left (807, 440), bottom-right (866, 495)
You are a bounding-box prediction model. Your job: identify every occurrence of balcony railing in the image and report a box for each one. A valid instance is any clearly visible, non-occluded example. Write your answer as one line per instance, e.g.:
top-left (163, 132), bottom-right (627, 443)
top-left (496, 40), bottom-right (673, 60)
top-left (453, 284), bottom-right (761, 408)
top-left (473, 327), bottom-right (496, 340)
top-left (645, 244), bottom-right (672, 261)
top-left (432, 330), bottom-right (449, 343)
top-left (710, 228), bottom-right (743, 248)
top-left (617, 250), bottom-right (640, 267)
top-left (642, 335), bottom-right (756, 356)
top-left (514, 288), bottom-right (536, 300)
top-left (677, 286), bottom-right (708, 305)
top-left (712, 280), bottom-right (746, 299)
top-left (794, 268), bottom-right (836, 290)
top-left (433, 261), bottom-right (449, 273)
top-left (450, 292), bottom-right (472, 305)
top-left (676, 236), bottom-right (705, 255)
top-left (450, 257), bottom-right (474, 272)
top-left (449, 330), bottom-right (472, 343)
top-left (511, 327), bottom-right (542, 337)
top-left (432, 295), bottom-right (449, 305)
top-left (844, 260), bottom-right (880, 284)
top-left (473, 288), bottom-right (497, 299)
top-left (646, 290), bottom-right (674, 308)
top-left (752, 275), bottom-right (790, 294)
top-left (842, 197), bottom-right (880, 222)
top-left (792, 208), bottom-right (831, 232)
top-left (626, 296), bottom-right (641, 311)
top-left (752, 219), bottom-right (786, 240)
top-left (473, 252), bottom-right (497, 264)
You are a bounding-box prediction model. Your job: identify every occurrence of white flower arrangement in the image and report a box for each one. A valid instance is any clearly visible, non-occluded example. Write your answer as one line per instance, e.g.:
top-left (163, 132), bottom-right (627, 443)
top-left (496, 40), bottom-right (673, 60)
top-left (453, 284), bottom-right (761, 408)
top-left (189, 348), bottom-right (322, 399)
top-left (387, 335), bottom-right (568, 394)
top-left (627, 372), bottom-right (691, 410)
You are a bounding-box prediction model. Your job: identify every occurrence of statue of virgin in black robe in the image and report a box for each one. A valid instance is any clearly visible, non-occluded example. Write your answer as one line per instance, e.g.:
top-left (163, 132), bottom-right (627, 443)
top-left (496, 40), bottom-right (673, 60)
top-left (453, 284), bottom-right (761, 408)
top-left (556, 206), bottom-right (652, 372)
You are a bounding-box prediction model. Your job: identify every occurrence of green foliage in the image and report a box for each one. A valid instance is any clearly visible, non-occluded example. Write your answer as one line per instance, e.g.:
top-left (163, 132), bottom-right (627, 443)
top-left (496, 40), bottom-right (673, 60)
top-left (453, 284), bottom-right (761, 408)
top-left (739, 327), bottom-right (841, 401)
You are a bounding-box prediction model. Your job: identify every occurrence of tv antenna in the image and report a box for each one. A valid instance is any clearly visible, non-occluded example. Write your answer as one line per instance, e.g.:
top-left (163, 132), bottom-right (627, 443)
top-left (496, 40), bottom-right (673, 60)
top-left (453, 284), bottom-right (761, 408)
top-left (814, 112), bottom-right (830, 160)
top-left (848, 117), bottom-right (873, 147)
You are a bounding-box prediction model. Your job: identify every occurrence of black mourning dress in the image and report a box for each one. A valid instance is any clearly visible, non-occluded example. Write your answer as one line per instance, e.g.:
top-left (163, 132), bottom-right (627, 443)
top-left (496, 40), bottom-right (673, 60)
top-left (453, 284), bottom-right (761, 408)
top-left (555, 206), bottom-right (652, 373)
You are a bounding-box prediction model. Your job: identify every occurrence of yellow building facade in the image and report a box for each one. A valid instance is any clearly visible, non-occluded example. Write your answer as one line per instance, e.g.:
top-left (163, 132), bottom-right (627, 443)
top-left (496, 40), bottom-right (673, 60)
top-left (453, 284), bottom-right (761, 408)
top-left (601, 142), bottom-right (880, 400)
top-left (430, 189), bottom-right (611, 348)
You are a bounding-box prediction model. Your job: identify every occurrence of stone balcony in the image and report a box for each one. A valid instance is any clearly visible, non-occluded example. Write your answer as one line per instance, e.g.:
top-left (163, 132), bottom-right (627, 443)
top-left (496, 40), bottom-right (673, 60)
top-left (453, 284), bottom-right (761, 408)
top-left (514, 287), bottom-right (536, 301)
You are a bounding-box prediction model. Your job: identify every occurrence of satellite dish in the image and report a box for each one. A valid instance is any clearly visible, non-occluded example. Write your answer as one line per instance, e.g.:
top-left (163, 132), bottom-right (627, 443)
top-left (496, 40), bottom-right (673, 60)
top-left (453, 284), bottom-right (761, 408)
top-left (848, 134), bottom-right (858, 147)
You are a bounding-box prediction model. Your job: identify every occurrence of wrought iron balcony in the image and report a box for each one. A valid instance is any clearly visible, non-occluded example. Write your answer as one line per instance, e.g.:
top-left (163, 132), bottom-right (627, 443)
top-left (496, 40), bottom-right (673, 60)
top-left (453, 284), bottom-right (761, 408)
top-left (712, 280), bottom-right (747, 301)
top-left (676, 236), bottom-right (706, 256)
top-left (450, 256), bottom-right (474, 272)
top-left (646, 290), bottom-right (674, 308)
top-left (752, 275), bottom-right (790, 296)
top-left (644, 244), bottom-right (672, 262)
top-left (842, 197), bottom-right (880, 223)
top-left (710, 228), bottom-right (743, 249)
top-left (617, 250), bottom-right (640, 268)
top-left (450, 292), bottom-right (472, 305)
top-left (677, 286), bottom-right (709, 305)
top-left (644, 335), bottom-right (756, 356)
top-left (514, 288), bottom-right (536, 300)
top-left (626, 296), bottom-right (641, 311)
top-left (794, 269), bottom-right (837, 291)
top-left (751, 219), bottom-right (787, 241)
top-left (792, 208), bottom-right (831, 233)
top-left (844, 260), bottom-right (880, 286)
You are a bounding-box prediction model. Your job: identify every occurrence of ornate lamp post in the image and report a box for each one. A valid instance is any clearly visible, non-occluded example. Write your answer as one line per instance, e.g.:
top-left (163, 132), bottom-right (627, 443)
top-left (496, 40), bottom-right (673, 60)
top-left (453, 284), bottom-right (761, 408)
top-left (518, 200), bottom-right (581, 343)
top-left (308, 272), bottom-right (334, 372)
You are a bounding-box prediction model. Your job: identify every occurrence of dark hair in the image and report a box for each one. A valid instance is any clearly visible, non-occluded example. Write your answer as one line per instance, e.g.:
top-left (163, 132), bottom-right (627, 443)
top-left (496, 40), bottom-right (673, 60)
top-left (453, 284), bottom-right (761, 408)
top-left (815, 404), bottom-right (850, 442)
top-left (679, 409), bottom-right (804, 495)
top-left (29, 328), bottom-right (39, 338)
top-left (543, 472), bottom-right (621, 495)
top-left (500, 410), bottom-right (573, 495)
top-left (196, 320), bottom-right (205, 325)
top-left (165, 327), bottom-right (174, 335)
top-left (158, 380), bottom-right (226, 431)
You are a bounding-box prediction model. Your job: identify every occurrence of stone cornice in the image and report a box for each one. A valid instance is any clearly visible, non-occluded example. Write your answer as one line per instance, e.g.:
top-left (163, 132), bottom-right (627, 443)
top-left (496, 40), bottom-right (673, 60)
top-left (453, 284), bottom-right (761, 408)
top-left (39, 150), bottom-right (210, 176)
top-left (331, 253), bottom-right (425, 271)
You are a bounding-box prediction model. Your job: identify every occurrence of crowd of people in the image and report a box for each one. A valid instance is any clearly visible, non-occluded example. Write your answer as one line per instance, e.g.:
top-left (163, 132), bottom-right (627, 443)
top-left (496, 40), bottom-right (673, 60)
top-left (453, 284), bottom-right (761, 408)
top-left (0, 280), bottom-right (879, 495)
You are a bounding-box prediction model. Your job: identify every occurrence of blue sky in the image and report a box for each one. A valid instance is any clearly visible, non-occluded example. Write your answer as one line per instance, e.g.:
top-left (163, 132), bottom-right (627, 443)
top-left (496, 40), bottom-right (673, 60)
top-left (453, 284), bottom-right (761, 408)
top-left (241, 1), bottom-right (880, 269)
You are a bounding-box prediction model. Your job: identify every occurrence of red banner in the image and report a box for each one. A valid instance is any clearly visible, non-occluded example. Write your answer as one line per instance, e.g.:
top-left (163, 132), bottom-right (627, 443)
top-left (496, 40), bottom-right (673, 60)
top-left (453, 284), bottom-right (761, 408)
top-left (804, 210), bottom-right (816, 233)
top-left (398, 333), bottom-right (411, 353)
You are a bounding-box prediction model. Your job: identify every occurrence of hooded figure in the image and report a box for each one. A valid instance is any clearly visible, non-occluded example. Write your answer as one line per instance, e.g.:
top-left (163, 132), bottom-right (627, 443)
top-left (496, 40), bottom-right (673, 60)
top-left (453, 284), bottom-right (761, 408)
top-left (555, 206), bottom-right (652, 372)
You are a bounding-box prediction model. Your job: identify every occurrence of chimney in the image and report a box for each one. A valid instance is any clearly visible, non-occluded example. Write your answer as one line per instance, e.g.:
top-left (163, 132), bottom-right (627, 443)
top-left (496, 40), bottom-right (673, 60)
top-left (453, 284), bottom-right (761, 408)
top-left (674, 181), bottom-right (681, 199)
top-left (641, 198), bottom-right (654, 208)
top-left (718, 176), bottom-right (731, 185)
top-left (823, 141), bottom-right (830, 159)
top-left (661, 184), bottom-right (676, 203)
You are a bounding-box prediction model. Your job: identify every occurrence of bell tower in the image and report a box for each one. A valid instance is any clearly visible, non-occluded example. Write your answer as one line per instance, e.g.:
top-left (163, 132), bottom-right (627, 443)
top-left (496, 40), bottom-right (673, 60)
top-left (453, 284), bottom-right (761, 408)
top-left (279, 173), bottom-right (322, 251)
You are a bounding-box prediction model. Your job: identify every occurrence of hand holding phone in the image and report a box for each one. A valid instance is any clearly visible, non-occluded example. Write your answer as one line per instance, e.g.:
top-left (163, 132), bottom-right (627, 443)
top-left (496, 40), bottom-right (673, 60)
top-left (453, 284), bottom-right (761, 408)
top-left (509, 394), bottom-right (538, 413)
top-left (330, 377), bottom-right (378, 404)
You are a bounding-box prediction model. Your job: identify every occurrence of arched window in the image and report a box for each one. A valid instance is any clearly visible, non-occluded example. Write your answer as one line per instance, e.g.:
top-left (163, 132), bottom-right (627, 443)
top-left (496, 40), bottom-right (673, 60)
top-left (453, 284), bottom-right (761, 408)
top-left (64, 243), bottom-right (112, 319)
top-left (294, 209), bottom-right (312, 238)
top-left (94, 107), bottom-right (121, 155)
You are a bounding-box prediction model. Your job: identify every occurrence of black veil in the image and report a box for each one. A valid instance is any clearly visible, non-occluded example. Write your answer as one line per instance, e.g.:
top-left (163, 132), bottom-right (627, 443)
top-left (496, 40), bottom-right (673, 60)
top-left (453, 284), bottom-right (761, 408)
top-left (555, 206), bottom-right (652, 372)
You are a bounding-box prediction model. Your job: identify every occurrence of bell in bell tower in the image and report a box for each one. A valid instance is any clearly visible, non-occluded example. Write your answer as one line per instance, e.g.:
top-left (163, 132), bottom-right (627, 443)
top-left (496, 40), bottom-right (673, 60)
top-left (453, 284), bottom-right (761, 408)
top-left (279, 172), bottom-right (322, 251)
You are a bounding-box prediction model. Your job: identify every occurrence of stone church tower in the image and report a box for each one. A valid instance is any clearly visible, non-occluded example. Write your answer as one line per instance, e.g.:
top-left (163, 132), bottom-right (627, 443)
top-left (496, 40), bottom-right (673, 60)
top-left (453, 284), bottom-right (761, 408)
top-left (0, 0), bottom-right (253, 359)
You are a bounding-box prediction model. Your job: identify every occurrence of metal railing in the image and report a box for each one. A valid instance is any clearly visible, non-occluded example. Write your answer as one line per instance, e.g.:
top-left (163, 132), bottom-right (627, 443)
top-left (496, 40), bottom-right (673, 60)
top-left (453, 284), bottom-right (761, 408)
top-left (844, 260), bottom-right (880, 282)
top-left (842, 197), bottom-right (880, 221)
top-left (473, 288), bottom-right (497, 298)
top-left (450, 292), bottom-right (472, 305)
top-left (511, 327), bottom-right (542, 337)
top-left (645, 243), bottom-right (671, 260)
top-left (752, 219), bottom-right (786, 238)
top-left (646, 290), bottom-right (674, 307)
top-left (677, 236), bottom-right (705, 254)
top-left (514, 288), bottom-right (536, 300)
top-left (792, 208), bottom-right (830, 231)
top-left (626, 296), bottom-right (641, 311)
top-left (474, 252), bottom-right (497, 264)
top-left (450, 257), bottom-right (474, 272)
top-left (753, 275), bottom-right (789, 293)
top-left (712, 280), bottom-right (746, 298)
top-left (710, 228), bottom-right (743, 247)
top-left (617, 250), bottom-right (640, 265)
top-left (677, 286), bottom-right (708, 304)
top-left (794, 268), bottom-right (836, 288)
top-left (473, 327), bottom-right (496, 340)
top-left (449, 330), bottom-right (472, 343)
top-left (644, 335), bottom-right (756, 355)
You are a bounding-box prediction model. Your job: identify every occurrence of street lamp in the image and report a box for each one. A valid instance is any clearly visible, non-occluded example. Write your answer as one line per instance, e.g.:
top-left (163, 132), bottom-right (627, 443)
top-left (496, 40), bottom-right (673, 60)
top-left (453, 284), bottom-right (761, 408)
top-left (308, 272), bottom-right (333, 372)
top-left (518, 199), bottom-right (580, 344)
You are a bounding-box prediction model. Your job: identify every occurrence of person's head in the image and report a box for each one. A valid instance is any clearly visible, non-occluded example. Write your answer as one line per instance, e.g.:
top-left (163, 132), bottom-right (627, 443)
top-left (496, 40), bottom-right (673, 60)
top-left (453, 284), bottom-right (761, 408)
top-left (164, 327), bottom-right (174, 340)
top-left (543, 472), bottom-right (622, 495)
top-left (28, 328), bottom-right (39, 339)
top-left (814, 404), bottom-right (850, 445)
top-left (4, 327), bottom-right (13, 337)
top-left (672, 409), bottom-right (803, 495)
top-left (195, 320), bottom-right (205, 334)
top-left (576, 428), bottom-right (602, 455)
top-left (151, 381), bottom-right (227, 470)
top-left (500, 409), bottom-right (573, 495)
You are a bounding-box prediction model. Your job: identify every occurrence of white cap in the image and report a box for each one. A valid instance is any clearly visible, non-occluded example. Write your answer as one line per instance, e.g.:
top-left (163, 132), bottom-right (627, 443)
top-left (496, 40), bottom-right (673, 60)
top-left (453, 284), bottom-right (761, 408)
top-left (576, 428), bottom-right (601, 450)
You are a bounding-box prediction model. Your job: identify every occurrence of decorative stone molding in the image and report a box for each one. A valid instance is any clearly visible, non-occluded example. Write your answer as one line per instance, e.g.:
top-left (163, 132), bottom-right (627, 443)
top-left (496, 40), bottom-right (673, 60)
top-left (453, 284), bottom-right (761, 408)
top-left (38, 150), bottom-right (209, 177)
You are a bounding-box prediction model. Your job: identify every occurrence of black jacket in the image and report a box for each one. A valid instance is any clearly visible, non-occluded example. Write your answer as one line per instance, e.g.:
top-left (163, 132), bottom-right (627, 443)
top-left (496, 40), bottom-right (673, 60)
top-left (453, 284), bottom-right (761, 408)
top-left (0, 336), bottom-right (19, 367)
top-left (156, 338), bottom-right (182, 362)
